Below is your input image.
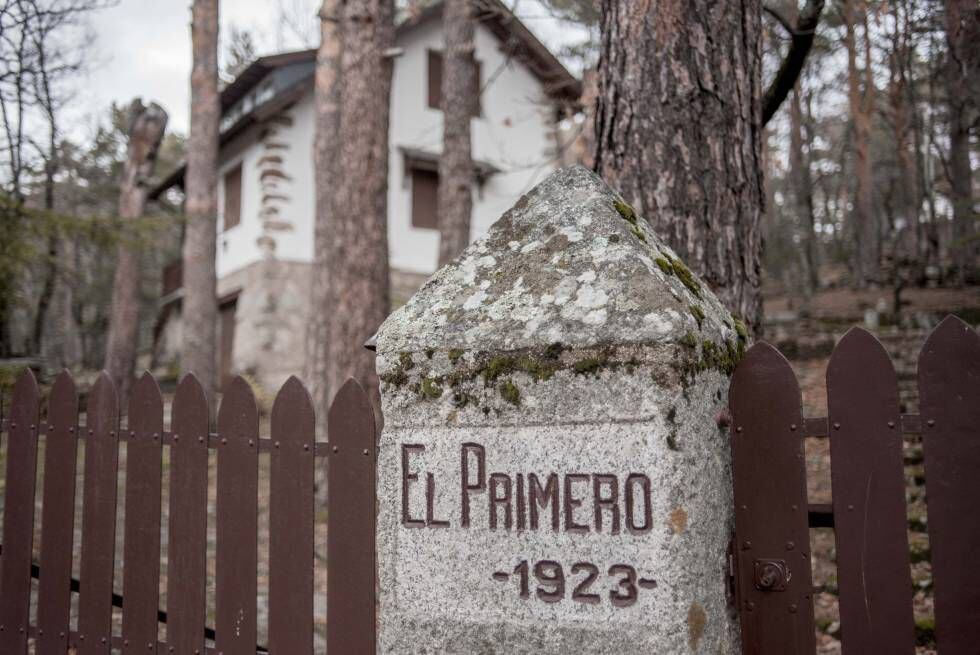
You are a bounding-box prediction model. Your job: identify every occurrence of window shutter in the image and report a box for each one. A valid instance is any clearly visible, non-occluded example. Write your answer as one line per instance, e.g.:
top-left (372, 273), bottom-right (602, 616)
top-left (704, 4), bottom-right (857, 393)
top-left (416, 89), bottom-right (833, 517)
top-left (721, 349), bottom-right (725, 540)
top-left (427, 50), bottom-right (443, 110)
top-left (223, 164), bottom-right (242, 230)
top-left (411, 168), bottom-right (439, 229)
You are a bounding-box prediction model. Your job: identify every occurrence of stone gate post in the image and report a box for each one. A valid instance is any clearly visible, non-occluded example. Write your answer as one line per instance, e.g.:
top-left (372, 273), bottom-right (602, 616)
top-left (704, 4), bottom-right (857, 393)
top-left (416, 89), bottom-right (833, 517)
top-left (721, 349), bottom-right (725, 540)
top-left (375, 166), bottom-right (743, 653)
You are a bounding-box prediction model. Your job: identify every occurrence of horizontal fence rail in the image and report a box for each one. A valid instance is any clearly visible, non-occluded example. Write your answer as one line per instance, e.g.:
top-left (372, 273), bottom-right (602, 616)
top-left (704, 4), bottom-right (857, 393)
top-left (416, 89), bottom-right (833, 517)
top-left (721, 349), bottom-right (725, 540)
top-left (0, 370), bottom-right (377, 655)
top-left (730, 315), bottom-right (980, 655)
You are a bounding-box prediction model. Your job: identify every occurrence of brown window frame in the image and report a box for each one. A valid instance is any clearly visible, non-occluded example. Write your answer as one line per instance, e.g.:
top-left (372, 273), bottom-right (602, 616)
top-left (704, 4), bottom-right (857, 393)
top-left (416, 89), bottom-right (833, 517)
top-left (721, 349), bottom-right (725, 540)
top-left (223, 163), bottom-right (243, 231)
top-left (426, 49), bottom-right (482, 116)
top-left (410, 166), bottom-right (440, 230)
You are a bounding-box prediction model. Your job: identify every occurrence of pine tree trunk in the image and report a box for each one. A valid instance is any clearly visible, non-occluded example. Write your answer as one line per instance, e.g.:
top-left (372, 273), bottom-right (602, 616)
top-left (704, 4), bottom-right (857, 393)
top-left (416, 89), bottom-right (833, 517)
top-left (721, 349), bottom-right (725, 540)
top-left (181, 0), bottom-right (220, 396)
top-left (593, 0), bottom-right (765, 332)
top-left (945, 0), bottom-right (978, 284)
top-left (844, 0), bottom-right (877, 285)
top-left (309, 0), bottom-right (344, 431)
top-left (789, 85), bottom-right (818, 294)
top-left (326, 0), bottom-right (393, 412)
top-left (104, 100), bottom-right (168, 404)
top-left (436, 0), bottom-right (476, 267)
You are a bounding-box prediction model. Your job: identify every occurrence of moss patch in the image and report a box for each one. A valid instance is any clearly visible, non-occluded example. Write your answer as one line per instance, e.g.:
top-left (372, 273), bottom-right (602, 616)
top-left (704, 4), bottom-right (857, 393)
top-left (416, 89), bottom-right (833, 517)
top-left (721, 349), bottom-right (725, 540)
top-left (613, 199), bottom-right (637, 222)
top-left (671, 258), bottom-right (702, 298)
top-left (689, 304), bottom-right (705, 329)
top-left (655, 257), bottom-right (674, 275)
top-left (448, 348), bottom-right (464, 365)
top-left (498, 379), bottom-right (521, 406)
top-left (418, 378), bottom-right (443, 400)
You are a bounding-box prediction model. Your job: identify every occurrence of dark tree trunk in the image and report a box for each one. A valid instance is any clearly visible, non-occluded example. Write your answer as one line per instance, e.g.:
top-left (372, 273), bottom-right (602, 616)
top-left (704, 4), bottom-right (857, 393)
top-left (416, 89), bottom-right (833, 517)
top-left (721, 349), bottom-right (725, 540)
top-left (181, 0), bottom-right (220, 396)
top-left (844, 0), bottom-right (878, 286)
top-left (593, 0), bottom-right (765, 332)
top-left (104, 100), bottom-right (168, 404)
top-left (309, 0), bottom-right (344, 431)
top-left (789, 84), bottom-right (818, 294)
top-left (945, 0), bottom-right (979, 283)
top-left (326, 0), bottom-right (393, 411)
top-left (436, 0), bottom-right (476, 267)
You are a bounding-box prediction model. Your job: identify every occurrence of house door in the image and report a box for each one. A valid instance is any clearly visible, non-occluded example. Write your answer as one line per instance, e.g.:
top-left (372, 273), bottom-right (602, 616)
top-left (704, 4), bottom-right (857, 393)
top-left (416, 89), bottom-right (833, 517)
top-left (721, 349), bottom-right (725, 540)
top-left (218, 294), bottom-right (238, 391)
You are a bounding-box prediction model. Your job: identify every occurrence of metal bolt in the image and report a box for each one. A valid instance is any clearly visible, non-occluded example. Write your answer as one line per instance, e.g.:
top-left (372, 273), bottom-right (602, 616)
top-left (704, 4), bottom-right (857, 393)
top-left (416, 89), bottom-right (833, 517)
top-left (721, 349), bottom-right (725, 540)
top-left (927, 419), bottom-right (935, 427)
top-left (275, 441), bottom-right (281, 448)
top-left (221, 438), bottom-right (228, 445)
top-left (125, 639), bottom-right (130, 646)
top-left (198, 435), bottom-right (204, 443)
top-left (745, 601), bottom-right (755, 611)
top-left (110, 430), bottom-right (116, 437)
top-left (742, 540), bottom-right (752, 550)
top-left (130, 430), bottom-right (136, 437)
top-left (833, 422), bottom-right (841, 430)
top-left (38, 629), bottom-right (43, 635)
top-left (303, 443), bottom-right (310, 451)
top-left (740, 504), bottom-right (748, 510)
top-left (332, 445), bottom-right (339, 453)
top-left (736, 426), bottom-right (743, 433)
top-left (248, 439), bottom-right (254, 447)
top-left (791, 504), bottom-right (798, 511)
top-left (88, 429), bottom-right (94, 436)
top-left (48, 425), bottom-right (54, 431)
top-left (847, 504), bottom-right (854, 511)
top-left (173, 434), bottom-right (180, 441)
top-left (102, 637), bottom-right (107, 643)
top-left (148, 643), bottom-right (154, 649)
top-left (19, 627), bottom-right (24, 633)
top-left (68, 426), bottom-right (74, 433)
top-left (887, 421), bottom-right (895, 429)
top-left (363, 449), bottom-right (370, 456)
top-left (789, 604), bottom-right (798, 614)
top-left (60, 631), bottom-right (64, 637)
top-left (790, 423), bottom-right (797, 431)
top-left (786, 541), bottom-right (795, 551)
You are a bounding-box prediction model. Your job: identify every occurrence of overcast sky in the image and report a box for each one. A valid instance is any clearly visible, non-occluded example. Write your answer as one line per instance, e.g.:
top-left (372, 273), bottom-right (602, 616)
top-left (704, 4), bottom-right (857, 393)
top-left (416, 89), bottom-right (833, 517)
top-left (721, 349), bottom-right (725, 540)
top-left (74, 1), bottom-right (585, 138)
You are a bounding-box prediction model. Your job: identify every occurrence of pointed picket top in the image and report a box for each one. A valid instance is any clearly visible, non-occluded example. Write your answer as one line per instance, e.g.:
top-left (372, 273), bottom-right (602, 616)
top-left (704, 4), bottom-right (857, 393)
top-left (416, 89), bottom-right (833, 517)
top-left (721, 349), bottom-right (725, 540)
top-left (919, 314), bottom-right (980, 372)
top-left (11, 366), bottom-right (39, 404)
top-left (217, 375), bottom-right (258, 438)
top-left (271, 376), bottom-right (314, 442)
top-left (829, 326), bottom-right (895, 379)
top-left (173, 372), bottom-right (208, 419)
top-left (87, 371), bottom-right (118, 418)
top-left (48, 370), bottom-right (78, 433)
top-left (128, 371), bottom-right (163, 432)
top-left (328, 378), bottom-right (376, 449)
top-left (730, 341), bottom-right (799, 404)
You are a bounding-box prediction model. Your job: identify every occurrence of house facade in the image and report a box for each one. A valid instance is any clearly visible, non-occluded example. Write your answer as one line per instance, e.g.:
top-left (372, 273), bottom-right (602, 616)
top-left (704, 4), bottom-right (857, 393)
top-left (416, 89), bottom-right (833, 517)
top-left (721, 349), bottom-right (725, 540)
top-left (152, 1), bottom-right (580, 392)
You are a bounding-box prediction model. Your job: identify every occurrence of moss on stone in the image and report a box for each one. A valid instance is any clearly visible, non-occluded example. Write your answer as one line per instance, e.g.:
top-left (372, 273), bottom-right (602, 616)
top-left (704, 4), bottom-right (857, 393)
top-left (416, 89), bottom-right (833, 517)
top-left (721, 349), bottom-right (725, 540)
top-left (915, 618), bottom-right (936, 647)
top-left (732, 317), bottom-right (748, 341)
top-left (573, 352), bottom-right (609, 376)
top-left (689, 304), bottom-right (705, 329)
top-left (629, 223), bottom-right (648, 244)
top-left (655, 257), bottom-right (674, 275)
top-left (448, 348), bottom-right (464, 365)
top-left (380, 351), bottom-right (415, 386)
top-left (399, 351), bottom-right (415, 370)
top-left (671, 258), bottom-right (702, 298)
top-left (498, 379), bottom-right (521, 406)
top-left (613, 199), bottom-right (637, 223)
top-left (483, 354), bottom-right (558, 384)
top-left (419, 378), bottom-right (443, 400)
top-left (679, 332), bottom-right (698, 349)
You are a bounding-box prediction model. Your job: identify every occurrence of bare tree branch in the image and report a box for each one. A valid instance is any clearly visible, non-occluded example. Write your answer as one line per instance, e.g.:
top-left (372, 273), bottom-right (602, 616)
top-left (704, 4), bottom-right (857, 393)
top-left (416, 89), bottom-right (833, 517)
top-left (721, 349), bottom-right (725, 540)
top-left (761, 0), bottom-right (825, 126)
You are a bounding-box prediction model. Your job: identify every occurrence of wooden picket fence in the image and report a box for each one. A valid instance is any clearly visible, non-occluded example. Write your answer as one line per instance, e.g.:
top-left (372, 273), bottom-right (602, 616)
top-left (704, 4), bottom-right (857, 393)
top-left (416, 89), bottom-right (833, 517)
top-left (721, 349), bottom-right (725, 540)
top-left (0, 371), bottom-right (377, 654)
top-left (730, 315), bottom-right (980, 654)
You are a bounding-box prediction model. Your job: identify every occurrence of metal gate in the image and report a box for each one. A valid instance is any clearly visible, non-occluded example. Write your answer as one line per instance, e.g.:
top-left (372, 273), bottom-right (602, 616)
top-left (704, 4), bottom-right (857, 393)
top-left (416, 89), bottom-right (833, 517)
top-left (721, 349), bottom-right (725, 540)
top-left (729, 315), bottom-right (980, 654)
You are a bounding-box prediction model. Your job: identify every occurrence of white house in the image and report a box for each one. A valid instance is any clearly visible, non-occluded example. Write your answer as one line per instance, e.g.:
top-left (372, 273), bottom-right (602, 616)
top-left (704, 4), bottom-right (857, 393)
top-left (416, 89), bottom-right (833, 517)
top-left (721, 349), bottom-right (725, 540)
top-left (151, 0), bottom-right (580, 391)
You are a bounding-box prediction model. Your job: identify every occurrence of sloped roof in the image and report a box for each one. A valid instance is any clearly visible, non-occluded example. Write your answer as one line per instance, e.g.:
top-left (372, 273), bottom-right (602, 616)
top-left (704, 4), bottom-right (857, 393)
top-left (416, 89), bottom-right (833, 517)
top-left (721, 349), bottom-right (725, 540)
top-left (149, 0), bottom-right (581, 199)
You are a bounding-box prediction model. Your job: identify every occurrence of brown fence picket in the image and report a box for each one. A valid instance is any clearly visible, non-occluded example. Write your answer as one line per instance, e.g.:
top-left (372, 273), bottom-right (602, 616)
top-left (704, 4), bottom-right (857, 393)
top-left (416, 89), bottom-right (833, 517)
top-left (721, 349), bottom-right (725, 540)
top-left (215, 376), bottom-right (259, 654)
top-left (0, 369), bottom-right (40, 652)
top-left (827, 328), bottom-right (914, 653)
top-left (268, 377), bottom-right (315, 654)
top-left (327, 378), bottom-right (377, 654)
top-left (165, 374), bottom-right (209, 654)
top-left (36, 371), bottom-right (80, 653)
top-left (77, 372), bottom-right (121, 654)
top-left (730, 342), bottom-right (815, 655)
top-left (918, 315), bottom-right (980, 654)
top-left (121, 373), bottom-right (164, 653)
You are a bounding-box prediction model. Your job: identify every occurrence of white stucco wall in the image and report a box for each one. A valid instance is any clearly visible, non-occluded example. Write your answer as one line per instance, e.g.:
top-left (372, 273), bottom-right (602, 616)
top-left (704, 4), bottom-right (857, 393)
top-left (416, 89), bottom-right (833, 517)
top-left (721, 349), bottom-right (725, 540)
top-left (214, 17), bottom-right (560, 281)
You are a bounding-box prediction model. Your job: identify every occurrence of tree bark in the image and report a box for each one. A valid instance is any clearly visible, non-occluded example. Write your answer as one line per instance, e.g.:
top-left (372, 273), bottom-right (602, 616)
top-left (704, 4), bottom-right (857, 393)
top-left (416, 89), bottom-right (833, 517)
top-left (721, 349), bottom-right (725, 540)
top-left (326, 0), bottom-right (394, 411)
top-left (436, 0), bottom-right (476, 267)
top-left (944, 0), bottom-right (979, 284)
top-left (309, 0), bottom-right (344, 431)
top-left (843, 0), bottom-right (878, 285)
top-left (181, 0), bottom-right (220, 397)
top-left (104, 100), bottom-right (168, 404)
top-left (789, 84), bottom-right (818, 294)
top-left (593, 0), bottom-right (765, 332)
